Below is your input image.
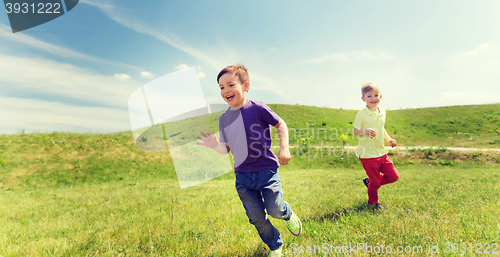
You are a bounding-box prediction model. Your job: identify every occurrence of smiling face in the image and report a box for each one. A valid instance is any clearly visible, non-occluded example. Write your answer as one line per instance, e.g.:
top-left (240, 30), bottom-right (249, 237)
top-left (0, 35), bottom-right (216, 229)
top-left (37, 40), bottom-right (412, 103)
top-left (219, 72), bottom-right (249, 110)
top-left (362, 89), bottom-right (382, 111)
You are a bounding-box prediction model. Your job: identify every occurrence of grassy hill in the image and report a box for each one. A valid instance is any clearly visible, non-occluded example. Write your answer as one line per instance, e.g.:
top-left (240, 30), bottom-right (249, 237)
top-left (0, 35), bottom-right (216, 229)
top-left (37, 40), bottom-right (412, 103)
top-left (265, 103), bottom-right (500, 148)
top-left (1, 103), bottom-right (499, 191)
top-left (135, 103), bottom-right (500, 150)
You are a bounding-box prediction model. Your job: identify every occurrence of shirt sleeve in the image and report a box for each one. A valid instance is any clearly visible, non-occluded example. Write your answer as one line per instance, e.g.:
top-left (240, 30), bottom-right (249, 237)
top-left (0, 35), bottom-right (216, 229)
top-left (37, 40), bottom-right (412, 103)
top-left (353, 111), bottom-right (364, 129)
top-left (260, 103), bottom-right (281, 126)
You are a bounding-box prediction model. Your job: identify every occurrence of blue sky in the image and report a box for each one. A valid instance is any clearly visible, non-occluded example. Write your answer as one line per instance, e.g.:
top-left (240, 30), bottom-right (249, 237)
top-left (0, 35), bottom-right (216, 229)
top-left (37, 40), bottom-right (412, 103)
top-left (1, 0), bottom-right (500, 134)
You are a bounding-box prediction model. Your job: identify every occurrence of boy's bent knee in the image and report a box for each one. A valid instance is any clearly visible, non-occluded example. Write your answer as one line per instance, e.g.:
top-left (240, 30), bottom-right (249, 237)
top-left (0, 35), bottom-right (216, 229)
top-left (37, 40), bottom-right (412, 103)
top-left (266, 201), bottom-right (290, 220)
top-left (267, 209), bottom-right (285, 219)
top-left (389, 174), bottom-right (399, 183)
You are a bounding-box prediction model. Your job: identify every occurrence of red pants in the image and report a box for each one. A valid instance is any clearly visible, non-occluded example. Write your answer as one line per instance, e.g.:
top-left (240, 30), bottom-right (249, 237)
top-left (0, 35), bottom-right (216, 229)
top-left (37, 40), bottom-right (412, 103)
top-left (359, 155), bottom-right (399, 204)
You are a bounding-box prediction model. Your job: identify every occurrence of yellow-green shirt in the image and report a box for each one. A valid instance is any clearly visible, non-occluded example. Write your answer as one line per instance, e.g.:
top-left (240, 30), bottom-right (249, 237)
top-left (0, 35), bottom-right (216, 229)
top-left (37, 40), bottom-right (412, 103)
top-left (354, 106), bottom-right (387, 158)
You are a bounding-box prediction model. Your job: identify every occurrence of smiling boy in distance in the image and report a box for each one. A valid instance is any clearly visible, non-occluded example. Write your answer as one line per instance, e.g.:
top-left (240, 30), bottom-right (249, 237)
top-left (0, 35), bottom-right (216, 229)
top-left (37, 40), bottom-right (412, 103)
top-left (353, 82), bottom-right (399, 209)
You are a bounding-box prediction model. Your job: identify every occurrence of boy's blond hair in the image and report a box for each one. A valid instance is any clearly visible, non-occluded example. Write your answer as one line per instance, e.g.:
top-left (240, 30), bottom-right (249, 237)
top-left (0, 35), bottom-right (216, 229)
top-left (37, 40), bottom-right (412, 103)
top-left (361, 82), bottom-right (380, 96)
top-left (217, 64), bottom-right (249, 84)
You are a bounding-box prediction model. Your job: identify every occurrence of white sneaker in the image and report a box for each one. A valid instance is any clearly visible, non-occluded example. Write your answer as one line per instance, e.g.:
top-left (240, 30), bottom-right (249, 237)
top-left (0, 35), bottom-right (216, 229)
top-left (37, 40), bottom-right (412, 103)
top-left (285, 212), bottom-right (302, 236)
top-left (268, 246), bottom-right (283, 257)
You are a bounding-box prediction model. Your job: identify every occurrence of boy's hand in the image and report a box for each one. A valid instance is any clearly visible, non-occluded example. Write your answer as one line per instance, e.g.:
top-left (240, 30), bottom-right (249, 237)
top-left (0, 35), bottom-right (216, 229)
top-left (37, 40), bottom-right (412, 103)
top-left (389, 139), bottom-right (397, 148)
top-left (278, 147), bottom-right (291, 165)
top-left (366, 128), bottom-right (377, 138)
top-left (196, 132), bottom-right (219, 148)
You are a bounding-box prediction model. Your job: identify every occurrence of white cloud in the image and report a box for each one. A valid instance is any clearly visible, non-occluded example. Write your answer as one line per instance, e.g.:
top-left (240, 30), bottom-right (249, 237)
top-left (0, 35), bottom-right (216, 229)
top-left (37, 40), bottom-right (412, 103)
top-left (465, 43), bottom-right (490, 56)
top-left (0, 23), bottom-right (139, 70)
top-left (0, 19), bottom-right (145, 134)
top-left (308, 50), bottom-right (395, 63)
top-left (0, 96), bottom-right (130, 134)
top-left (176, 64), bottom-right (205, 77)
top-left (114, 73), bottom-right (131, 81)
top-left (308, 53), bottom-right (347, 63)
top-left (196, 66), bottom-right (206, 79)
top-left (140, 71), bottom-right (154, 78)
top-left (0, 53), bottom-right (140, 108)
top-left (176, 64), bottom-right (189, 70)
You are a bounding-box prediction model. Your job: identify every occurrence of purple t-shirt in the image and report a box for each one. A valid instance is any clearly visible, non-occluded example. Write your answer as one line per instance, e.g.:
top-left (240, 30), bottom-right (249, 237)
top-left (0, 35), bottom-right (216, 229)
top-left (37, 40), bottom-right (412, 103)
top-left (219, 100), bottom-right (281, 173)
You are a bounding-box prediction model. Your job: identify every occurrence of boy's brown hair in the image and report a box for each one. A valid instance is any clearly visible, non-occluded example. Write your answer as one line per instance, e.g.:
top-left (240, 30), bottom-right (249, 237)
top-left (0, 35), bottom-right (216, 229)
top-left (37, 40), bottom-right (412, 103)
top-left (361, 82), bottom-right (380, 96)
top-left (217, 64), bottom-right (249, 84)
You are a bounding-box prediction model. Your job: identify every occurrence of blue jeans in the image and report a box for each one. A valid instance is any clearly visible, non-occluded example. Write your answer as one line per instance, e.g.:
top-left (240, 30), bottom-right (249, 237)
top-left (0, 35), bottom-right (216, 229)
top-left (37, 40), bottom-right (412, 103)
top-left (235, 168), bottom-right (293, 251)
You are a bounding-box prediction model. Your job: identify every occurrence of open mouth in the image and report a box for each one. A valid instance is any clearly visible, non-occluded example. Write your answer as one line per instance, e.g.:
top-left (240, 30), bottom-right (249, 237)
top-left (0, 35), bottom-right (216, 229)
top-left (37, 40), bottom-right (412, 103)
top-left (226, 95), bottom-right (234, 101)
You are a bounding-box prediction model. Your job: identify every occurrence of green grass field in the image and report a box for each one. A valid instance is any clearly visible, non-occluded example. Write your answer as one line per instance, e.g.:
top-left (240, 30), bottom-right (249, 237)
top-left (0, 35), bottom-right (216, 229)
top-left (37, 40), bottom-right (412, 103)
top-left (1, 163), bottom-right (499, 256)
top-left (1, 104), bottom-right (500, 256)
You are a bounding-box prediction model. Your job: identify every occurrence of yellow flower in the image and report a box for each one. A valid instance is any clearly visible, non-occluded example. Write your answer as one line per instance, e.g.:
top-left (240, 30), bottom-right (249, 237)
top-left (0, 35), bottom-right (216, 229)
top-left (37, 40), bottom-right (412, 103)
top-left (339, 135), bottom-right (350, 141)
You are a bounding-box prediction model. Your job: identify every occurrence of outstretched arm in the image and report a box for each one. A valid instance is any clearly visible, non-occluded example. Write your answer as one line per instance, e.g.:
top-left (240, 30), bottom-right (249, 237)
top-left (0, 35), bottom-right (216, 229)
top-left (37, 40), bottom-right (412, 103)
top-left (383, 129), bottom-right (397, 148)
top-left (196, 132), bottom-right (230, 154)
top-left (274, 119), bottom-right (291, 165)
